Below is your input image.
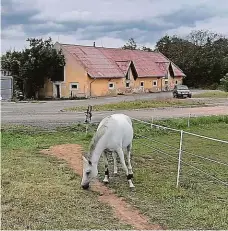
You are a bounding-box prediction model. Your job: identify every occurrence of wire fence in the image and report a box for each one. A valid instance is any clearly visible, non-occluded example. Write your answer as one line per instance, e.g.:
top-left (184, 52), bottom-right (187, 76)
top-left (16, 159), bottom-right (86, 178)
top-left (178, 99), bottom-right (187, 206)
top-left (2, 113), bottom-right (228, 189)
top-left (130, 117), bottom-right (228, 188)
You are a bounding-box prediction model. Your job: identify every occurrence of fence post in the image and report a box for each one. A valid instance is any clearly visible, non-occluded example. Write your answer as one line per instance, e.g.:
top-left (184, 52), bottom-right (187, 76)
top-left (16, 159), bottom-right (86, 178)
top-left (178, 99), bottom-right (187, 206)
top-left (85, 124), bottom-right (89, 134)
top-left (187, 113), bottom-right (191, 127)
top-left (176, 130), bottom-right (184, 188)
top-left (151, 116), bottom-right (154, 129)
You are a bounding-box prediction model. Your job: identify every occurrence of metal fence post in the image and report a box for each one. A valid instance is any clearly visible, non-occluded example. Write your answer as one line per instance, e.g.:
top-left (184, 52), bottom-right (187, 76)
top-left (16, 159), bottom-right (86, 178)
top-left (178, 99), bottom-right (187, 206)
top-left (176, 130), bottom-right (184, 188)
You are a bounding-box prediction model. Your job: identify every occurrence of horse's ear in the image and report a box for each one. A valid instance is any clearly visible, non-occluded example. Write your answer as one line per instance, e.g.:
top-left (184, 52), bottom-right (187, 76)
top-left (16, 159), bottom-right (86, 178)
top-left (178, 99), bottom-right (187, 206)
top-left (82, 156), bottom-right (88, 163)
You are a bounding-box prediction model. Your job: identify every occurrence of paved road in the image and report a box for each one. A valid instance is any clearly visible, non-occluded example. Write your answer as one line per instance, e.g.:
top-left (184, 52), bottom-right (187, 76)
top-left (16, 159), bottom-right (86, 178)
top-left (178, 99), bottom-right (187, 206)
top-left (1, 90), bottom-right (228, 128)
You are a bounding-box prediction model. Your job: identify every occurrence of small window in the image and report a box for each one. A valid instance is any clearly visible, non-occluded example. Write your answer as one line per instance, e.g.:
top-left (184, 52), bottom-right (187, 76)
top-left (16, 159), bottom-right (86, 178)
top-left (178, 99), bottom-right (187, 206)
top-left (165, 80), bottom-right (168, 85)
top-left (70, 82), bottom-right (79, 90)
top-left (153, 80), bottom-right (157, 86)
top-left (109, 82), bottom-right (114, 89)
top-left (175, 80), bottom-right (178, 84)
top-left (140, 81), bottom-right (144, 87)
top-left (126, 82), bottom-right (130, 88)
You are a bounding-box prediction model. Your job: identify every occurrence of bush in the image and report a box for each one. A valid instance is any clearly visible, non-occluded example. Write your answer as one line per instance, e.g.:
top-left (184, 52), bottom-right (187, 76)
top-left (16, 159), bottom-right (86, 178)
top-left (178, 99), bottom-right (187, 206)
top-left (220, 73), bottom-right (228, 92)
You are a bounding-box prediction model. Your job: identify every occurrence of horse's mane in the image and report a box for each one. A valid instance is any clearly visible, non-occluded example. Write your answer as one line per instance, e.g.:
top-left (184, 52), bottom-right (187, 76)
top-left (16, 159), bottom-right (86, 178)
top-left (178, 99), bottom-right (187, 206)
top-left (86, 116), bottom-right (111, 159)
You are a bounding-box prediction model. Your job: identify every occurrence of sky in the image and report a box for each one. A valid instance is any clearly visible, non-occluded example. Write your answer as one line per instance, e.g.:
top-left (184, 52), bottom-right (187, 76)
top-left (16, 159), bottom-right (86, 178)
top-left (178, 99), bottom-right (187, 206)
top-left (1, 0), bottom-right (228, 53)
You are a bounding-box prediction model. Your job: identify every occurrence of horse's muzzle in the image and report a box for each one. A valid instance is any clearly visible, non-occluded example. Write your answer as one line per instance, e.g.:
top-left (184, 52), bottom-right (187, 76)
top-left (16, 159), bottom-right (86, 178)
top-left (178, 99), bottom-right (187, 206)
top-left (82, 183), bottom-right (90, 190)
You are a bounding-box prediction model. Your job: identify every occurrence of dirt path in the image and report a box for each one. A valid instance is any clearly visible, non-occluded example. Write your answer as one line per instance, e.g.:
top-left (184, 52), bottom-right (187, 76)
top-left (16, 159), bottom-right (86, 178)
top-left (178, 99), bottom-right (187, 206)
top-left (41, 144), bottom-right (163, 230)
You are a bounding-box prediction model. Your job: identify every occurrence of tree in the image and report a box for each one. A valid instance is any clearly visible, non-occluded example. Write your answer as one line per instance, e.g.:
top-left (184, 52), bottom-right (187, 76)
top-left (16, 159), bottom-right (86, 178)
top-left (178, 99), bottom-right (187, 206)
top-left (1, 37), bottom-right (65, 99)
top-left (220, 73), bottom-right (228, 92)
top-left (141, 46), bottom-right (153, 52)
top-left (122, 38), bottom-right (137, 50)
top-left (155, 30), bottom-right (228, 88)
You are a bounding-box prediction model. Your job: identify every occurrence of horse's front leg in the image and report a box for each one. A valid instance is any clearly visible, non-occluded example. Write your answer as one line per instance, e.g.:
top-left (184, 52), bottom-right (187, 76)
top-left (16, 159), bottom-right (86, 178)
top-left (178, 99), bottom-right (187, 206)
top-left (117, 147), bottom-right (135, 188)
top-left (102, 150), bottom-right (109, 184)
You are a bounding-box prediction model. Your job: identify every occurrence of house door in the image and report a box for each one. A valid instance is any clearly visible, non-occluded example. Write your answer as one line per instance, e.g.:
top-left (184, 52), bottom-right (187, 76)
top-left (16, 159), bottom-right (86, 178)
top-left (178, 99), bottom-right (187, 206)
top-left (56, 84), bottom-right (60, 98)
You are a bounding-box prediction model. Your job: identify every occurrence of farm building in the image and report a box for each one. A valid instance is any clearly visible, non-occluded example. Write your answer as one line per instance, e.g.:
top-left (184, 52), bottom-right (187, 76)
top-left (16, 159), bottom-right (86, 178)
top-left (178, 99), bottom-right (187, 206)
top-left (1, 69), bottom-right (13, 101)
top-left (39, 42), bottom-right (186, 99)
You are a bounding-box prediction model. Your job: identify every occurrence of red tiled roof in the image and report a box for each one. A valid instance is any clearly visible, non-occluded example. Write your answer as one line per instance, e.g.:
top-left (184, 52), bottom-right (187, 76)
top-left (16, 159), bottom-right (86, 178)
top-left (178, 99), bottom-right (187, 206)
top-left (61, 44), bottom-right (186, 78)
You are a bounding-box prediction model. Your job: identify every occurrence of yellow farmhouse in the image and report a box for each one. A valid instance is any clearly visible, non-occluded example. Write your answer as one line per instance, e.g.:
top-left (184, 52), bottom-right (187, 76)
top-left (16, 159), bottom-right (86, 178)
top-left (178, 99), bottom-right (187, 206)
top-left (39, 42), bottom-right (186, 99)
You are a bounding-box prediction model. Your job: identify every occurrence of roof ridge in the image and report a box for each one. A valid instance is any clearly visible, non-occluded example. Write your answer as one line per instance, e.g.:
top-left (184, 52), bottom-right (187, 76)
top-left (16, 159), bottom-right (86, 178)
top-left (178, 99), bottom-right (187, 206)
top-left (61, 43), bottom-right (159, 54)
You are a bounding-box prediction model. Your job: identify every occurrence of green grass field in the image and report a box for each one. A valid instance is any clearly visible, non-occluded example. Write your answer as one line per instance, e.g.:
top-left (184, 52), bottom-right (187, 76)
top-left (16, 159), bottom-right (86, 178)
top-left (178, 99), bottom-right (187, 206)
top-left (193, 90), bottom-right (228, 98)
top-left (64, 99), bottom-right (205, 111)
top-left (1, 115), bottom-right (228, 229)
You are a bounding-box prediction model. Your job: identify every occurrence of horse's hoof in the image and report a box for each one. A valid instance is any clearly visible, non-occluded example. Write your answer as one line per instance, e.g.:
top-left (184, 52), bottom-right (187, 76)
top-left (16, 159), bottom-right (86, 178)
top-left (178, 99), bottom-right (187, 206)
top-left (103, 180), bottom-right (109, 184)
top-left (130, 186), bottom-right (135, 191)
top-left (113, 172), bottom-right (118, 176)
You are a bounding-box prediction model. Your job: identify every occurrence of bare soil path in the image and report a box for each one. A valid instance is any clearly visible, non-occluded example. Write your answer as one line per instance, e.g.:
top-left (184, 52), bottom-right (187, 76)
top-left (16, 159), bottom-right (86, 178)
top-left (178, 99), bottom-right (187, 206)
top-left (41, 144), bottom-right (163, 230)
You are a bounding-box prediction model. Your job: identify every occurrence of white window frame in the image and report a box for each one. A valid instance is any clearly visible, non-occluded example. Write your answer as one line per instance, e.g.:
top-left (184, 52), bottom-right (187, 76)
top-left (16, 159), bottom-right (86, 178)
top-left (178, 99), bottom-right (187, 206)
top-left (140, 81), bottom-right (144, 87)
top-left (108, 82), bottom-right (115, 89)
top-left (70, 82), bottom-right (79, 90)
top-left (125, 82), bottom-right (130, 88)
top-left (153, 80), bottom-right (157, 86)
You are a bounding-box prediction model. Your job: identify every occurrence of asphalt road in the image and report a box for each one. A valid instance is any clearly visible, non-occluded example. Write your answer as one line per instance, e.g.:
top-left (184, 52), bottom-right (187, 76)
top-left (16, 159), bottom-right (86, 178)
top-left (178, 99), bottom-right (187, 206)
top-left (1, 90), bottom-right (228, 129)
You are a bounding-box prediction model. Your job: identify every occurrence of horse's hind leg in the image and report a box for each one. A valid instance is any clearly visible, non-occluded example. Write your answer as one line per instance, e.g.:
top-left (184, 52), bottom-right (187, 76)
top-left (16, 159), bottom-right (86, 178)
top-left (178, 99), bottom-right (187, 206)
top-left (103, 150), bottom-right (109, 184)
top-left (117, 147), bottom-right (135, 188)
top-left (112, 151), bottom-right (118, 175)
top-left (127, 144), bottom-right (133, 176)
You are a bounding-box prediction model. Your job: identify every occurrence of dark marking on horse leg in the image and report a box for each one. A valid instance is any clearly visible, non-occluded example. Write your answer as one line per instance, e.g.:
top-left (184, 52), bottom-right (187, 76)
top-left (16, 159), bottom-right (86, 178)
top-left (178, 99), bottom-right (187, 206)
top-left (105, 168), bottom-right (109, 178)
top-left (127, 173), bottom-right (133, 180)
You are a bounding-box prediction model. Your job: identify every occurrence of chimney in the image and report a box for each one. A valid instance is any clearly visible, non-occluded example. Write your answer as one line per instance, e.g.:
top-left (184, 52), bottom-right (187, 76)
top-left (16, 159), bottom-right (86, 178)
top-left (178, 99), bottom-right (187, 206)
top-left (93, 42), bottom-right (96, 47)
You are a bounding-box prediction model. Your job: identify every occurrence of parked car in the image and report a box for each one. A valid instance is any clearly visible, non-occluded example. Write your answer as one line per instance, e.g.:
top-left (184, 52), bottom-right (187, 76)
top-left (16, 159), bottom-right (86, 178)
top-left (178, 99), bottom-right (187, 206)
top-left (173, 85), bottom-right (192, 98)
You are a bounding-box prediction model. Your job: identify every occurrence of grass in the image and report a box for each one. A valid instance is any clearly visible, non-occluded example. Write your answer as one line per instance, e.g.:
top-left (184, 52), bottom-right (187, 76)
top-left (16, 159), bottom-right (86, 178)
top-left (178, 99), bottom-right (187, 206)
top-left (110, 116), bottom-right (228, 229)
top-left (1, 128), bottom-right (131, 230)
top-left (2, 115), bottom-right (228, 229)
top-left (64, 99), bottom-right (205, 111)
top-left (193, 90), bottom-right (228, 98)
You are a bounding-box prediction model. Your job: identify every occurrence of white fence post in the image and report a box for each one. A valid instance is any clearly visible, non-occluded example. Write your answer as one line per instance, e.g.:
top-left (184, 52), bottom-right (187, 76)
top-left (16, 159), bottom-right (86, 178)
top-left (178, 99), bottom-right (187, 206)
top-left (85, 124), bottom-right (89, 134)
top-left (176, 130), bottom-right (184, 188)
top-left (151, 116), bottom-right (154, 129)
top-left (187, 113), bottom-right (191, 127)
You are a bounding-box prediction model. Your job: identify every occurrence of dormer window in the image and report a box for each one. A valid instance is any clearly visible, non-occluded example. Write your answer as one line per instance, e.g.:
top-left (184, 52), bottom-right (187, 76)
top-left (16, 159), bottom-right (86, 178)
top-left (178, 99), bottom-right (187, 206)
top-left (126, 70), bottom-right (130, 80)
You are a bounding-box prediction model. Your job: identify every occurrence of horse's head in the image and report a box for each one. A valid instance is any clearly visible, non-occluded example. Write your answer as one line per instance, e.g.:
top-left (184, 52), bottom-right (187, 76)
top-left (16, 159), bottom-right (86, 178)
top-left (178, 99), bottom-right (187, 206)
top-left (81, 156), bottom-right (98, 190)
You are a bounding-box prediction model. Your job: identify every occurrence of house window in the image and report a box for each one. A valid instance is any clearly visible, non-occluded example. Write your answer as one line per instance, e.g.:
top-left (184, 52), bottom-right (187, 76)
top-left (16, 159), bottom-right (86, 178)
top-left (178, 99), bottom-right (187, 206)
top-left (140, 81), bottom-right (144, 87)
top-left (109, 82), bottom-right (115, 89)
top-left (126, 82), bottom-right (130, 88)
top-left (70, 82), bottom-right (79, 90)
top-left (175, 80), bottom-right (178, 84)
top-left (153, 80), bottom-right (157, 86)
top-left (165, 80), bottom-right (168, 85)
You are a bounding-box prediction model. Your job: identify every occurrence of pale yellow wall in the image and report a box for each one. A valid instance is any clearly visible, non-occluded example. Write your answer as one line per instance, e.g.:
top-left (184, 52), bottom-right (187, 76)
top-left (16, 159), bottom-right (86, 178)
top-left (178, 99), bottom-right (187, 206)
top-left (88, 66), bottom-right (164, 96)
top-left (133, 77), bottom-right (162, 93)
top-left (88, 78), bottom-right (123, 97)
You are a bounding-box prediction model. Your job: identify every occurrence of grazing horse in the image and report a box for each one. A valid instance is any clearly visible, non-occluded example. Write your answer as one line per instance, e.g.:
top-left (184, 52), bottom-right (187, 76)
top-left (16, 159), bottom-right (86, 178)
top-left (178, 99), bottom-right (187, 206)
top-left (81, 113), bottom-right (134, 189)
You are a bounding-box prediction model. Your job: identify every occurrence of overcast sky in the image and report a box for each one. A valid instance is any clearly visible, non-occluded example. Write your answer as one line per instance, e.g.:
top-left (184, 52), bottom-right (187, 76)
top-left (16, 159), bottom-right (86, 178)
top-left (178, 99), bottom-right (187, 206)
top-left (2, 0), bottom-right (228, 53)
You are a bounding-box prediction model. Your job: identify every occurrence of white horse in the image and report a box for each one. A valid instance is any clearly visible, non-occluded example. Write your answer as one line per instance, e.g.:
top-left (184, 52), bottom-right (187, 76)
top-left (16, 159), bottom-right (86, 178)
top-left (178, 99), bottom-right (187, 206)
top-left (81, 113), bottom-right (135, 189)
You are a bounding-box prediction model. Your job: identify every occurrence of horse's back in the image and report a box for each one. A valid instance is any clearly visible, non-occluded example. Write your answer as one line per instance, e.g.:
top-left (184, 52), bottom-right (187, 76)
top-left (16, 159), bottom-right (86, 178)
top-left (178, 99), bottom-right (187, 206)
top-left (99, 114), bottom-right (133, 149)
